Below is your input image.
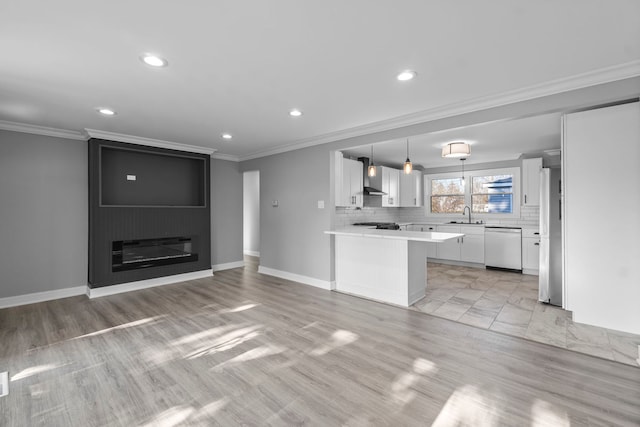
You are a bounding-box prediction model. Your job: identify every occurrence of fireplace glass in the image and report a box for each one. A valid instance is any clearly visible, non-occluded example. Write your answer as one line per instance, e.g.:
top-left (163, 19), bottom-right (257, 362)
top-left (112, 236), bottom-right (198, 272)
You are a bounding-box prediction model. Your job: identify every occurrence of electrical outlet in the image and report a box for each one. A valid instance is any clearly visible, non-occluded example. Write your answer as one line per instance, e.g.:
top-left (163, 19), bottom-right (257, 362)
top-left (0, 371), bottom-right (8, 397)
top-left (317, 200), bottom-right (325, 209)
top-left (126, 175), bottom-right (137, 181)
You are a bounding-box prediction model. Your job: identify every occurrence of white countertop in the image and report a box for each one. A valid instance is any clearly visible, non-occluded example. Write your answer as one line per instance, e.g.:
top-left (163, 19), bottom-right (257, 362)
top-left (325, 227), bottom-right (463, 243)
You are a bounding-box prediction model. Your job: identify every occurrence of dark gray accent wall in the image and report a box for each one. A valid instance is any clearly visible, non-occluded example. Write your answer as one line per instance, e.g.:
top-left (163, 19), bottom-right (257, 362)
top-left (211, 159), bottom-right (244, 266)
top-left (0, 130), bottom-right (87, 298)
top-left (88, 138), bottom-right (211, 288)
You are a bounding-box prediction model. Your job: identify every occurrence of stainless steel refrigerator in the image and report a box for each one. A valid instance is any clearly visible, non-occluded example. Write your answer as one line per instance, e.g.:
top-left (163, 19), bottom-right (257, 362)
top-left (538, 167), bottom-right (562, 306)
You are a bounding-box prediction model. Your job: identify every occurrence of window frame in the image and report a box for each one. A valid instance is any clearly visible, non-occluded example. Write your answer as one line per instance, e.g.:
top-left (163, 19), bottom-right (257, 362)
top-left (424, 166), bottom-right (521, 220)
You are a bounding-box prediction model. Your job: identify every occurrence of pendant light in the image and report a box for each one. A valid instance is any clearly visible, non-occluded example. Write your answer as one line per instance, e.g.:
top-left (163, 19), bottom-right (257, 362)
top-left (460, 157), bottom-right (466, 187)
top-left (368, 145), bottom-right (377, 177)
top-left (403, 139), bottom-right (413, 174)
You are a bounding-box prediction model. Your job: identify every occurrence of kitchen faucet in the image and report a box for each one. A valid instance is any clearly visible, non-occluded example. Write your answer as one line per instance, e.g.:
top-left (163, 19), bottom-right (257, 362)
top-left (462, 205), bottom-right (471, 224)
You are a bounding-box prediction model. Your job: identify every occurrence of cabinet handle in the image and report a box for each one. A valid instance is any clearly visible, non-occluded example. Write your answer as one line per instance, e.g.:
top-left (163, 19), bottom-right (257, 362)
top-left (524, 194), bottom-right (527, 204)
top-left (414, 198), bottom-right (416, 205)
top-left (534, 232), bottom-right (539, 235)
top-left (534, 242), bottom-right (539, 246)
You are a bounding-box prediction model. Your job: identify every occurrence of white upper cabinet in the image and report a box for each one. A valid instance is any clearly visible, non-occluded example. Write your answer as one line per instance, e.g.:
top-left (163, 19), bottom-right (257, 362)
top-left (370, 166), bottom-right (400, 207)
top-left (400, 170), bottom-right (423, 207)
top-left (382, 166), bottom-right (400, 207)
top-left (522, 158), bottom-right (542, 206)
top-left (335, 152), bottom-right (363, 207)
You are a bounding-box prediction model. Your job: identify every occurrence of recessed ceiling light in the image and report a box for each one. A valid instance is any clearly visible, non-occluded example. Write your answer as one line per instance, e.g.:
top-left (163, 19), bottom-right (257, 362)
top-left (140, 54), bottom-right (168, 68)
top-left (97, 108), bottom-right (116, 116)
top-left (397, 70), bottom-right (417, 81)
top-left (289, 109), bottom-right (303, 117)
top-left (221, 133), bottom-right (233, 140)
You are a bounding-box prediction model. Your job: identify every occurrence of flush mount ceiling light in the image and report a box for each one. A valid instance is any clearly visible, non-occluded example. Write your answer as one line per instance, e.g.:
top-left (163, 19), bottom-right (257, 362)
top-left (442, 142), bottom-right (471, 158)
top-left (368, 145), bottom-right (377, 177)
top-left (97, 108), bottom-right (116, 116)
top-left (396, 70), bottom-right (416, 81)
top-left (403, 139), bottom-right (413, 174)
top-left (289, 109), bottom-right (303, 117)
top-left (221, 133), bottom-right (233, 140)
top-left (140, 54), bottom-right (168, 68)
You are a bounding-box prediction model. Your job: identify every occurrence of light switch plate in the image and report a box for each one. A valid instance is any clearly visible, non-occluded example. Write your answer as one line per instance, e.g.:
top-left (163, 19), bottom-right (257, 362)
top-left (272, 200), bottom-right (278, 207)
top-left (317, 200), bottom-right (324, 209)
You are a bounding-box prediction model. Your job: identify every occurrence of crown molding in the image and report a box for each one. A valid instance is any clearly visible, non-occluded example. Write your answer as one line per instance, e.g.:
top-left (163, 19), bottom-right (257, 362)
top-left (238, 60), bottom-right (640, 161)
top-left (84, 129), bottom-right (217, 155)
top-left (210, 152), bottom-right (241, 162)
top-left (0, 120), bottom-right (85, 140)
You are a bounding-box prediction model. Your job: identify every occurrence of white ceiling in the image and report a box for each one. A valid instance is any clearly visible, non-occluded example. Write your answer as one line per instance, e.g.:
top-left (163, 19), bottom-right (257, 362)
top-left (341, 112), bottom-right (562, 168)
top-left (1, 1), bottom-right (639, 160)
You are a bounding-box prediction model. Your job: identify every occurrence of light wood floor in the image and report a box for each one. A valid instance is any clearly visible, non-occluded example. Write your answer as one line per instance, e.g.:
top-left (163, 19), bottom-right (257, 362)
top-left (1, 258), bottom-right (639, 426)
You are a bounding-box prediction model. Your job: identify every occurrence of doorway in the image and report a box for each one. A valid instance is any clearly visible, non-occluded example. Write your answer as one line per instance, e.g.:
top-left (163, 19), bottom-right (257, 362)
top-left (243, 171), bottom-right (260, 260)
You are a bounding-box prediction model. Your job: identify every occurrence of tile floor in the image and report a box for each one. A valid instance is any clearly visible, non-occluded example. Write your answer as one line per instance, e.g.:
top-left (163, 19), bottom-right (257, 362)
top-left (411, 262), bottom-right (640, 367)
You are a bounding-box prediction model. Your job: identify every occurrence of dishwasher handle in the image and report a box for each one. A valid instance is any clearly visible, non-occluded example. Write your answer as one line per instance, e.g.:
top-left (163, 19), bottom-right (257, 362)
top-left (485, 228), bottom-right (522, 234)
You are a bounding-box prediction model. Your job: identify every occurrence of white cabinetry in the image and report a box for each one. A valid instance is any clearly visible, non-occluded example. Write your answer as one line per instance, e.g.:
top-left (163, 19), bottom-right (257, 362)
top-left (399, 170), bottom-right (423, 207)
top-left (335, 152), bottom-right (363, 207)
top-left (522, 158), bottom-right (542, 206)
top-left (522, 228), bottom-right (540, 274)
top-left (435, 225), bottom-right (484, 264)
top-left (370, 166), bottom-right (400, 207)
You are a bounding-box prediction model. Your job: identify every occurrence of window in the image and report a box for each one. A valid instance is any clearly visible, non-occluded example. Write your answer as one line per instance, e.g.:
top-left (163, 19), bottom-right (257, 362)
top-left (425, 167), bottom-right (519, 218)
top-left (430, 178), bottom-right (464, 213)
top-left (472, 174), bottom-right (513, 213)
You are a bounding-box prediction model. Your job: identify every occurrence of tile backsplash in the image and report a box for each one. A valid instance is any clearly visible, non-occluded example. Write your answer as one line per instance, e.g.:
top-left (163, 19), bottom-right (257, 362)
top-left (335, 205), bottom-right (540, 229)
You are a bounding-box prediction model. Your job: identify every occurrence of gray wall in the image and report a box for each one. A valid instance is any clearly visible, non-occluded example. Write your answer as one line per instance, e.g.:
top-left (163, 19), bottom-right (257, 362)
top-left (211, 158), bottom-right (244, 266)
top-left (243, 170), bottom-right (260, 254)
top-left (241, 145), bottom-right (334, 281)
top-left (0, 130), bottom-right (88, 298)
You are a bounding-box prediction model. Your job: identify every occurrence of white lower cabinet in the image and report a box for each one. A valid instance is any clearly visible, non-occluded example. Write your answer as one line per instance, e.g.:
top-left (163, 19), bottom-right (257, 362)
top-left (435, 225), bottom-right (485, 264)
top-left (522, 228), bottom-right (540, 273)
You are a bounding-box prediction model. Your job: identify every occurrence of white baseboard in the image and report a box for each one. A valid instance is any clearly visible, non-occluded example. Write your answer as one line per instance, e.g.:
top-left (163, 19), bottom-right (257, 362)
top-left (522, 268), bottom-right (539, 276)
top-left (212, 261), bottom-right (245, 271)
top-left (87, 269), bottom-right (213, 299)
top-left (258, 266), bottom-right (332, 290)
top-left (243, 250), bottom-right (260, 257)
top-left (0, 286), bottom-right (86, 309)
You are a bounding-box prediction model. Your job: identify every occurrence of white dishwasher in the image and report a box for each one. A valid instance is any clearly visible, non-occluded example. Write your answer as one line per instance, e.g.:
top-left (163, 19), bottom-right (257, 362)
top-left (484, 226), bottom-right (522, 271)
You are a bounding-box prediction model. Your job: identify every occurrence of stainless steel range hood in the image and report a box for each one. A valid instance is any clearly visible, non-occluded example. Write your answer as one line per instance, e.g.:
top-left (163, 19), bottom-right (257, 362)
top-left (357, 157), bottom-right (386, 195)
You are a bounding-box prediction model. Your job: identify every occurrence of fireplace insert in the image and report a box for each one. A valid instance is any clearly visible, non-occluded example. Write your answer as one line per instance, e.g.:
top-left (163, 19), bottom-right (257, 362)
top-left (112, 236), bottom-right (198, 272)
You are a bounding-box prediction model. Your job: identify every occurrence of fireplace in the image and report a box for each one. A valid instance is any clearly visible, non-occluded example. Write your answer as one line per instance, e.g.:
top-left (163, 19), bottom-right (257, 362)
top-left (112, 236), bottom-right (198, 272)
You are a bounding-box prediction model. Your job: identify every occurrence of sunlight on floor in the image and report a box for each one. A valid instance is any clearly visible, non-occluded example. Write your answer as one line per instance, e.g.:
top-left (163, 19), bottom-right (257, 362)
top-left (217, 302), bottom-right (259, 313)
top-left (531, 399), bottom-right (570, 427)
top-left (69, 316), bottom-right (166, 340)
top-left (310, 329), bottom-right (359, 356)
top-left (431, 385), bottom-right (501, 427)
top-left (11, 363), bottom-right (66, 381)
top-left (213, 344), bottom-right (286, 370)
top-left (184, 325), bottom-right (264, 359)
top-left (139, 405), bottom-right (195, 427)
top-left (390, 358), bottom-right (438, 406)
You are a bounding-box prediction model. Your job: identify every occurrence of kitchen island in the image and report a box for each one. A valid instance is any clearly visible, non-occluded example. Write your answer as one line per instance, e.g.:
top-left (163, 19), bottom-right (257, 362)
top-left (325, 228), bottom-right (463, 307)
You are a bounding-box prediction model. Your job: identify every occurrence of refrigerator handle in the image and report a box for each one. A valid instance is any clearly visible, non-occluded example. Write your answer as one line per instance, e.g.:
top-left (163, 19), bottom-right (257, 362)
top-left (559, 199), bottom-right (562, 221)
